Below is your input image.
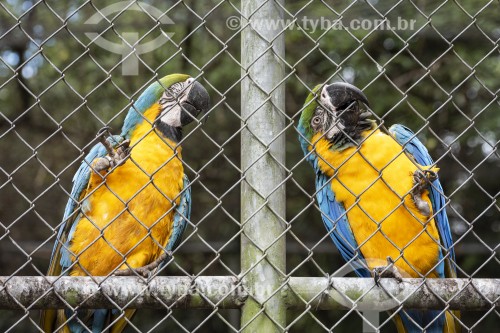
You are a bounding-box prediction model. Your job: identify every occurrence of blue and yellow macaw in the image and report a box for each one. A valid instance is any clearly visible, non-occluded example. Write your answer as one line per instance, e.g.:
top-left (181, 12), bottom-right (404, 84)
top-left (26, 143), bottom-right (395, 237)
top-left (298, 82), bottom-right (459, 332)
top-left (41, 74), bottom-right (210, 333)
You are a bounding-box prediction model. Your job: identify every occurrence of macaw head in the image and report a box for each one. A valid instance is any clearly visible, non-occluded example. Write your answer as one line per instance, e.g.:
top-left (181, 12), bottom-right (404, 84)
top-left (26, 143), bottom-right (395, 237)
top-left (121, 74), bottom-right (211, 142)
top-left (298, 82), bottom-right (372, 157)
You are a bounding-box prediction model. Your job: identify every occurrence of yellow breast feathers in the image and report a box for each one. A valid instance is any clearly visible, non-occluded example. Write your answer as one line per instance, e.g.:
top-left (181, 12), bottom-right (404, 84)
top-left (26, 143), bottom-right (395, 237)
top-left (311, 129), bottom-right (441, 277)
top-left (69, 104), bottom-right (184, 276)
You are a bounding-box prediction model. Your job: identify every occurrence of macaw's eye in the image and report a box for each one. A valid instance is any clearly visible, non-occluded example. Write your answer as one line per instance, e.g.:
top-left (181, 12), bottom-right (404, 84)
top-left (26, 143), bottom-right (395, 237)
top-left (160, 82), bottom-right (187, 106)
top-left (312, 116), bottom-right (322, 126)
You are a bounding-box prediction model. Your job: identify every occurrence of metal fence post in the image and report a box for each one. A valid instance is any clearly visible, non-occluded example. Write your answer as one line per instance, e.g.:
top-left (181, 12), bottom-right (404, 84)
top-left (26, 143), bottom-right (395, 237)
top-left (240, 0), bottom-right (286, 332)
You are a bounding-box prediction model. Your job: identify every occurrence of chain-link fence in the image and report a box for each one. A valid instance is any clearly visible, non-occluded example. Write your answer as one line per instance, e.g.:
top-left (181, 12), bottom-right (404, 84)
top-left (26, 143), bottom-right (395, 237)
top-left (0, 0), bottom-right (499, 332)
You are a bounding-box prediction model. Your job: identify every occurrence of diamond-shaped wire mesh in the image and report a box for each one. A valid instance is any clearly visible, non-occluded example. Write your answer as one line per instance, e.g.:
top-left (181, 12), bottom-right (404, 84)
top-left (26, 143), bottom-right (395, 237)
top-left (0, 0), bottom-right (498, 332)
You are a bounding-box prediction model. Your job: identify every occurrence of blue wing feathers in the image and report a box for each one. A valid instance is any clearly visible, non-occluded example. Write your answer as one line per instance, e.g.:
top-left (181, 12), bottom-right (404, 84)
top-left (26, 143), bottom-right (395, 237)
top-left (158, 175), bottom-right (191, 271)
top-left (315, 172), bottom-right (371, 277)
top-left (389, 124), bottom-right (456, 275)
top-left (51, 136), bottom-right (124, 271)
top-left (166, 174), bottom-right (191, 252)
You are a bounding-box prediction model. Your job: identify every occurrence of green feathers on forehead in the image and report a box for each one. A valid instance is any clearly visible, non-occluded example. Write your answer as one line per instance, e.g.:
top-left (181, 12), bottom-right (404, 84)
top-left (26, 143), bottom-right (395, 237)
top-left (121, 74), bottom-right (191, 138)
top-left (158, 74), bottom-right (190, 92)
top-left (298, 84), bottom-right (323, 135)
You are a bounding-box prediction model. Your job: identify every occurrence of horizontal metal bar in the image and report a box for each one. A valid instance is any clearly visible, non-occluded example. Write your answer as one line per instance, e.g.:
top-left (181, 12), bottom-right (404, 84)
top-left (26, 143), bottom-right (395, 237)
top-left (0, 277), bottom-right (498, 311)
top-left (0, 276), bottom-right (245, 310)
top-left (286, 277), bottom-right (500, 311)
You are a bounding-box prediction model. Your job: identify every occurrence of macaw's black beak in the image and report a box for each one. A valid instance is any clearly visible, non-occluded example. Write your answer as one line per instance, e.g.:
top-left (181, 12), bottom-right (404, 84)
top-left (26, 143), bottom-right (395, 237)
top-left (180, 81), bottom-right (211, 126)
top-left (325, 82), bottom-right (370, 111)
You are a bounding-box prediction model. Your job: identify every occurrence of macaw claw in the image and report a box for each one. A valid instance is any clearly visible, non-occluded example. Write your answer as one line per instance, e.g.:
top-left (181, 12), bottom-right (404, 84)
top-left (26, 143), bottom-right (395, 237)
top-left (411, 169), bottom-right (437, 217)
top-left (96, 126), bottom-right (112, 140)
top-left (93, 157), bottom-right (112, 173)
top-left (373, 256), bottom-right (403, 286)
top-left (113, 251), bottom-right (173, 278)
top-left (93, 131), bottom-right (131, 174)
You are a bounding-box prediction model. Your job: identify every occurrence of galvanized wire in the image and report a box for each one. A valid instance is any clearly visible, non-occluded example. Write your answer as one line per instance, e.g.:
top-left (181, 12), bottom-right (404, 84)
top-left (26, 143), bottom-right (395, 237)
top-left (0, 0), bottom-right (498, 332)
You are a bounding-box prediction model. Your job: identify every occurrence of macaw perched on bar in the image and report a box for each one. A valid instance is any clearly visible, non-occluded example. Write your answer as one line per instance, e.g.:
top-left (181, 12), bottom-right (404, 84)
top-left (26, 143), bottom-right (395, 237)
top-left (41, 74), bottom-right (210, 333)
top-left (297, 82), bottom-right (459, 333)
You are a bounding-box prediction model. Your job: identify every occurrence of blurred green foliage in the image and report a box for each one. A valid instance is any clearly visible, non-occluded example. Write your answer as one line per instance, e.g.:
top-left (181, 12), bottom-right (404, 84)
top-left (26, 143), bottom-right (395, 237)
top-left (0, 0), bottom-right (498, 331)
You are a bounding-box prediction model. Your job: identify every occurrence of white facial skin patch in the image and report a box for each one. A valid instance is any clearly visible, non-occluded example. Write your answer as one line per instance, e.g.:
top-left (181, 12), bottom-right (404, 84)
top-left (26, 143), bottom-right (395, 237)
top-left (159, 78), bottom-right (195, 127)
top-left (319, 85), bottom-right (345, 139)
